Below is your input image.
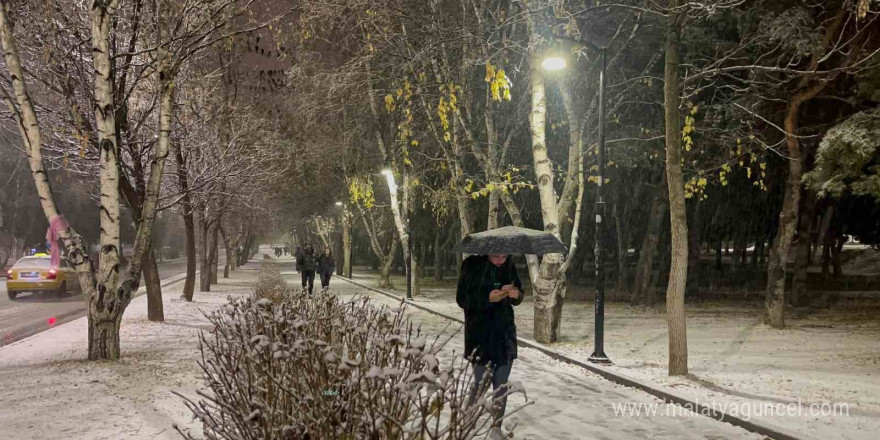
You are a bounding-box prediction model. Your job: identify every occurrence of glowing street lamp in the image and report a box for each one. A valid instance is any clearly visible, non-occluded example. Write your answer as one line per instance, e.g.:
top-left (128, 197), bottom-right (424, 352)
top-left (541, 56), bottom-right (567, 71)
top-left (380, 167), bottom-right (396, 188)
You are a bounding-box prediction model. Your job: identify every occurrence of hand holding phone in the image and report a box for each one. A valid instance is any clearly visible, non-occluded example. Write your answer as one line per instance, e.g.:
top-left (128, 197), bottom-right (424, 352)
top-left (489, 289), bottom-right (507, 302)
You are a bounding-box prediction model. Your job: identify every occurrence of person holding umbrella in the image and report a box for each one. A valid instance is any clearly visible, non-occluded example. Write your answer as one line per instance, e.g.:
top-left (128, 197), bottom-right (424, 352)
top-left (454, 226), bottom-right (566, 438)
top-left (456, 253), bottom-right (523, 438)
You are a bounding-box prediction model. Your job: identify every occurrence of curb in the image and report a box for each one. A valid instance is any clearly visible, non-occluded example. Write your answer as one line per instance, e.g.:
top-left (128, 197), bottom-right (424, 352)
top-left (1, 271), bottom-right (195, 349)
top-left (338, 275), bottom-right (810, 440)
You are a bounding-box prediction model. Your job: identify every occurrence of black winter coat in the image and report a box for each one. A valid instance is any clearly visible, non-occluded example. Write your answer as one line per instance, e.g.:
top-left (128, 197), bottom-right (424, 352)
top-left (456, 255), bottom-right (524, 366)
top-left (317, 254), bottom-right (336, 275)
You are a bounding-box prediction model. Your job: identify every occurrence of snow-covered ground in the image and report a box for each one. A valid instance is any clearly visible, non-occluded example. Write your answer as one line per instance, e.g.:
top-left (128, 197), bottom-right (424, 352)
top-left (0, 264), bottom-right (258, 440)
top-left (350, 271), bottom-right (880, 440)
top-left (286, 271), bottom-right (765, 440)
top-left (0, 249), bottom-right (764, 440)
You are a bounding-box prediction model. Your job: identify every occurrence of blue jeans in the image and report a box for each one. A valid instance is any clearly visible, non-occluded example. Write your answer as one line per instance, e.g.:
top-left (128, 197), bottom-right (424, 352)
top-left (470, 360), bottom-right (514, 423)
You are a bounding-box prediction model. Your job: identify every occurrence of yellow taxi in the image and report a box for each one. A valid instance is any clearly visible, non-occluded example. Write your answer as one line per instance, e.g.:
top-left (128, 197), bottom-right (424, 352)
top-left (6, 256), bottom-right (80, 300)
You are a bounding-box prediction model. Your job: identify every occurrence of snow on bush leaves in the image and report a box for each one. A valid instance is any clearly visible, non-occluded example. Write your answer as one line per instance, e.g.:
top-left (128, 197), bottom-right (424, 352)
top-left (175, 266), bottom-right (525, 440)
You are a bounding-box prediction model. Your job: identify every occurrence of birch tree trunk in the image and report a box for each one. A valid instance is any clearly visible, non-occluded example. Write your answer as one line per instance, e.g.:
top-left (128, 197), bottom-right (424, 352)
top-left (89, 0), bottom-right (127, 359)
top-left (528, 39), bottom-right (565, 343)
top-left (0, 2), bottom-right (96, 288)
top-left (385, 173), bottom-right (419, 295)
top-left (664, 0), bottom-right (688, 375)
top-left (1, 0), bottom-right (169, 359)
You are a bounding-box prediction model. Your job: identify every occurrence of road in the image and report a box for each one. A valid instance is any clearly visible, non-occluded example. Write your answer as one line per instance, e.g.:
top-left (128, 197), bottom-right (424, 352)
top-left (0, 258), bottom-right (197, 347)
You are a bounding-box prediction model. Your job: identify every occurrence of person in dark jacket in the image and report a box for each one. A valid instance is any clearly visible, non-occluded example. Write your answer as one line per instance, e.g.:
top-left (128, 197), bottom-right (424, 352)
top-left (317, 246), bottom-right (336, 291)
top-left (294, 246), bottom-right (303, 272)
top-left (296, 244), bottom-right (318, 294)
top-left (456, 253), bottom-right (523, 435)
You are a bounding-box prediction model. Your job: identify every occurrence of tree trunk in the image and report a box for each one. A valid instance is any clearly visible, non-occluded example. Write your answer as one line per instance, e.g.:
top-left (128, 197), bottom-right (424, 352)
top-left (379, 237), bottom-right (398, 289)
top-left (527, 28), bottom-right (565, 344)
top-left (814, 204), bottom-right (834, 266)
top-left (175, 144), bottom-right (196, 301)
top-left (220, 226), bottom-right (230, 279)
top-left (751, 239), bottom-right (761, 268)
top-left (239, 232), bottom-right (254, 267)
top-left (143, 246), bottom-right (163, 321)
top-left (832, 235), bottom-right (844, 277)
top-left (89, 0), bottom-right (127, 360)
top-left (792, 193), bottom-right (816, 307)
top-left (342, 212), bottom-right (351, 277)
top-left (434, 226), bottom-right (444, 282)
top-left (686, 198), bottom-right (702, 298)
top-left (614, 201), bottom-right (629, 293)
top-left (87, 316), bottom-right (122, 360)
top-left (199, 216), bottom-right (210, 292)
top-left (487, 190), bottom-right (501, 230)
top-left (633, 185), bottom-right (667, 304)
top-left (664, 1), bottom-right (688, 375)
top-left (764, 4), bottom-right (845, 327)
top-left (210, 224), bottom-right (219, 285)
top-left (766, 95), bottom-right (812, 328)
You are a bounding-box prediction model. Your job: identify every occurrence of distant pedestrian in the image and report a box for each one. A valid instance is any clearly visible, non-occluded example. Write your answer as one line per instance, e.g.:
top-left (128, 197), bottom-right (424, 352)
top-left (296, 244), bottom-right (318, 294)
top-left (456, 254), bottom-right (524, 439)
top-left (317, 246), bottom-right (336, 291)
top-left (294, 246), bottom-right (303, 272)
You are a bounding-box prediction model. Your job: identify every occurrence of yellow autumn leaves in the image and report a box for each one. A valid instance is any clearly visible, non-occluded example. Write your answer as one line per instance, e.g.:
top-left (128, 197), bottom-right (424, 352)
top-left (485, 63), bottom-right (512, 102)
top-left (348, 176), bottom-right (376, 209)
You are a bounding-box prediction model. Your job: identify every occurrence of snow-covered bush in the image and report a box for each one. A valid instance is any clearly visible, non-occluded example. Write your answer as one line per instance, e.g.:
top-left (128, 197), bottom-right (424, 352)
top-left (253, 261), bottom-right (287, 304)
top-left (176, 290), bottom-right (525, 439)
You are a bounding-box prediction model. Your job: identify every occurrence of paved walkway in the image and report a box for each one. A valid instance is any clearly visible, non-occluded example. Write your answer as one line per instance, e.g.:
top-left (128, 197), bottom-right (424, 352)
top-left (285, 271), bottom-right (763, 440)
top-left (0, 250), bottom-right (764, 440)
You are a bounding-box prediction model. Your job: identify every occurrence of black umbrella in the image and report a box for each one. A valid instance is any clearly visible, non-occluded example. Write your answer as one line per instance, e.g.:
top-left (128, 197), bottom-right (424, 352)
top-left (454, 226), bottom-right (567, 255)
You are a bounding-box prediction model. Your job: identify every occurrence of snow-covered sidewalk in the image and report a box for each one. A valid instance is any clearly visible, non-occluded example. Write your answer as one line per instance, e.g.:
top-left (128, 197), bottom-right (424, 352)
top-left (0, 263), bottom-right (261, 440)
top-left (348, 271), bottom-right (880, 440)
top-left (294, 272), bottom-right (762, 440)
top-left (0, 252), bottom-right (837, 440)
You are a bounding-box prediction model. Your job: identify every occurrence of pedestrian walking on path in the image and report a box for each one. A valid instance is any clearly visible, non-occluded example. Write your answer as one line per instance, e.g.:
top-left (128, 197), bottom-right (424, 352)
top-left (294, 245), bottom-right (303, 271)
top-left (317, 246), bottom-right (336, 291)
top-left (456, 253), bottom-right (523, 439)
top-left (296, 244), bottom-right (318, 294)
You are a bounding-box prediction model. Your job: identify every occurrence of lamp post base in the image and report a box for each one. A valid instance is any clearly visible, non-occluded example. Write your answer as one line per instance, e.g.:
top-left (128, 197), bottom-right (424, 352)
top-left (588, 352), bottom-right (612, 365)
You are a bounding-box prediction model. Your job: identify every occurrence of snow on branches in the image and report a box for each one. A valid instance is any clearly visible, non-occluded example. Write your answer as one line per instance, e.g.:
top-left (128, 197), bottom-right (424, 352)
top-left (175, 269), bottom-right (527, 439)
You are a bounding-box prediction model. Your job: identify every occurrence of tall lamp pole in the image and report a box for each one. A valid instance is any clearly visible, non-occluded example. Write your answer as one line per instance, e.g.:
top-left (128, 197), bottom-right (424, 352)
top-left (542, 41), bottom-right (611, 364)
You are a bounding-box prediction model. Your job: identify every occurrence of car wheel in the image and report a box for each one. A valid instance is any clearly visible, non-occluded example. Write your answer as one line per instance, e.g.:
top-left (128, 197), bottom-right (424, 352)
top-left (7, 290), bottom-right (17, 300)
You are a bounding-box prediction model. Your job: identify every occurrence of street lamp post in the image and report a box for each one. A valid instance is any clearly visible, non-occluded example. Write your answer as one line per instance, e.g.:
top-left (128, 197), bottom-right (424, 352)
top-left (542, 42), bottom-right (611, 364)
top-left (381, 168), bottom-right (412, 300)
